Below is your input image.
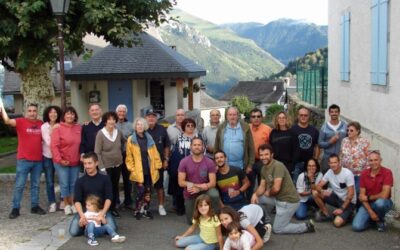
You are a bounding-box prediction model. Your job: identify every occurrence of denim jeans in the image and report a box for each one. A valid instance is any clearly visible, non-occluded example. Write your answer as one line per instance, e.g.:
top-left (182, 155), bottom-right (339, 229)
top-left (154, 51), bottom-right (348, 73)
top-left (354, 175), bottom-right (360, 197)
top-left (352, 199), bottom-right (393, 232)
top-left (85, 222), bottom-right (117, 238)
top-left (295, 197), bottom-right (316, 220)
top-left (292, 162), bottom-right (305, 184)
top-left (42, 157), bottom-right (56, 204)
top-left (69, 211), bottom-right (117, 236)
top-left (12, 159), bottom-right (43, 209)
top-left (259, 196), bottom-right (308, 234)
top-left (176, 234), bottom-right (216, 250)
top-left (54, 164), bottom-right (80, 198)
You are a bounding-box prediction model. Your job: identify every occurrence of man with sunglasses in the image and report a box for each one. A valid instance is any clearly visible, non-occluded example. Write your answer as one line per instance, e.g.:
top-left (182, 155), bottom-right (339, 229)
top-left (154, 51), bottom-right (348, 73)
top-left (318, 104), bottom-right (347, 173)
top-left (292, 107), bottom-right (320, 183)
top-left (249, 108), bottom-right (272, 200)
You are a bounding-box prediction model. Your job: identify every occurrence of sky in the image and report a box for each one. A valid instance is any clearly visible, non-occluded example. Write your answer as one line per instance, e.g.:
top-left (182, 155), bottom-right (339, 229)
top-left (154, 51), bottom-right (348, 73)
top-left (175, 0), bottom-right (328, 25)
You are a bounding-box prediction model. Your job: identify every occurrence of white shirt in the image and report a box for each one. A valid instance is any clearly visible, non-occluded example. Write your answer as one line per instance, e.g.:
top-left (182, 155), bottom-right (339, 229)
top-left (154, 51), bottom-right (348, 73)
top-left (296, 172), bottom-right (323, 202)
top-left (322, 167), bottom-right (356, 204)
top-left (41, 122), bottom-right (52, 158)
top-left (239, 204), bottom-right (264, 229)
top-left (223, 230), bottom-right (254, 250)
top-left (84, 211), bottom-right (101, 227)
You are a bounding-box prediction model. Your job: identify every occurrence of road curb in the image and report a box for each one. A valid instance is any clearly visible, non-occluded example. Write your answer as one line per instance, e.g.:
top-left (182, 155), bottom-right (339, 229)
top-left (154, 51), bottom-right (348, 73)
top-left (0, 151), bottom-right (17, 158)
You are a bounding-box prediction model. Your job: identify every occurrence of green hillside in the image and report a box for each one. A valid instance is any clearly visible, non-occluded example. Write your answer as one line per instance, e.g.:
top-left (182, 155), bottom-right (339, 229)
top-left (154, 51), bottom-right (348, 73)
top-left (159, 10), bottom-right (283, 98)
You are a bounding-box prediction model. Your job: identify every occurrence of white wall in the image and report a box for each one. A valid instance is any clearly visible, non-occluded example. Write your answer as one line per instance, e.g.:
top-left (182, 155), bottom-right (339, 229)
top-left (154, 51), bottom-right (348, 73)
top-left (133, 79), bottom-right (150, 118)
top-left (329, 0), bottom-right (400, 208)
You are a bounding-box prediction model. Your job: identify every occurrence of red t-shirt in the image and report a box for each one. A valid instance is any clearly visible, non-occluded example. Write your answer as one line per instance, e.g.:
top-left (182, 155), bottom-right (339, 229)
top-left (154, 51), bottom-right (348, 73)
top-left (16, 118), bottom-right (43, 161)
top-left (360, 166), bottom-right (393, 197)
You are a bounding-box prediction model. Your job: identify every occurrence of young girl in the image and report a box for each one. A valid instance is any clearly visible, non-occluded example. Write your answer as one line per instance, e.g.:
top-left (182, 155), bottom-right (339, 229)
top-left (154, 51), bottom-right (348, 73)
top-left (223, 222), bottom-right (255, 250)
top-left (175, 194), bottom-right (223, 250)
top-left (219, 205), bottom-right (272, 250)
top-left (84, 195), bottom-right (126, 246)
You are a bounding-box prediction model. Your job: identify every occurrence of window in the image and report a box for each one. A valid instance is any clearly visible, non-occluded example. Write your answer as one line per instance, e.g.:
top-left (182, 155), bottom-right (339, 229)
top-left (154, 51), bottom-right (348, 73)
top-left (340, 12), bottom-right (350, 81)
top-left (371, 0), bottom-right (389, 85)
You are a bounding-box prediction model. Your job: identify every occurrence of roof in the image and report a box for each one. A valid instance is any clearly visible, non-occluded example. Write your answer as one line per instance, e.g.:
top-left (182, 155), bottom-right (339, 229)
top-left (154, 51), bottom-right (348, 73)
top-left (65, 32), bottom-right (206, 81)
top-left (200, 90), bottom-right (229, 109)
top-left (3, 70), bottom-right (70, 95)
top-left (221, 81), bottom-right (284, 104)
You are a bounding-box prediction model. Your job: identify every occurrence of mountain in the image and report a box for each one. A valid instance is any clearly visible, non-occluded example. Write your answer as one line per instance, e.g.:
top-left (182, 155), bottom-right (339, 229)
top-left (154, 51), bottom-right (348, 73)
top-left (222, 19), bottom-right (327, 65)
top-left (152, 10), bottom-right (283, 98)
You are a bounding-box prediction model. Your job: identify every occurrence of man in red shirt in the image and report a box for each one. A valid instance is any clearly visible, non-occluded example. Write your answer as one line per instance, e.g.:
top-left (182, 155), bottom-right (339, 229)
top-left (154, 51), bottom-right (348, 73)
top-left (1, 104), bottom-right (46, 219)
top-left (352, 151), bottom-right (393, 232)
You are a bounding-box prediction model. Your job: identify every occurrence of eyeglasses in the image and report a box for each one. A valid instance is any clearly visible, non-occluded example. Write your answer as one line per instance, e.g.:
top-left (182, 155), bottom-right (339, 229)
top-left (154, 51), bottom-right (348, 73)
top-left (186, 124), bottom-right (195, 128)
top-left (251, 115), bottom-right (261, 118)
top-left (299, 114), bottom-right (309, 117)
top-left (347, 129), bottom-right (355, 132)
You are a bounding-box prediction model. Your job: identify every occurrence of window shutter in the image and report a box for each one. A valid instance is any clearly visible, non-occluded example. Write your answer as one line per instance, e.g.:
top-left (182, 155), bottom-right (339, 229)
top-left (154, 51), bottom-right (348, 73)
top-left (378, 0), bottom-right (388, 85)
top-left (371, 0), bottom-right (379, 84)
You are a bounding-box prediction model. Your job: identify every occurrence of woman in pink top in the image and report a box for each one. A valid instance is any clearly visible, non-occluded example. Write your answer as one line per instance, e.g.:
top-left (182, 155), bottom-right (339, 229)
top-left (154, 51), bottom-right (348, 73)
top-left (340, 121), bottom-right (370, 195)
top-left (51, 106), bottom-right (82, 215)
top-left (41, 105), bottom-right (62, 213)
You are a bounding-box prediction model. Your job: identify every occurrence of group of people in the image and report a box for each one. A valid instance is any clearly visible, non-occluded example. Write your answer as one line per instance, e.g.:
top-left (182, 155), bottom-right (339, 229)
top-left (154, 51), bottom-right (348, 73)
top-left (0, 102), bottom-right (394, 249)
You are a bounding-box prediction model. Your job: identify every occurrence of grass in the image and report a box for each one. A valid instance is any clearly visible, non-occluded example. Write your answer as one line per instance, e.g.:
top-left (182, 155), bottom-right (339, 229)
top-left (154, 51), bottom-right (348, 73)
top-left (0, 165), bottom-right (16, 173)
top-left (0, 136), bottom-right (17, 154)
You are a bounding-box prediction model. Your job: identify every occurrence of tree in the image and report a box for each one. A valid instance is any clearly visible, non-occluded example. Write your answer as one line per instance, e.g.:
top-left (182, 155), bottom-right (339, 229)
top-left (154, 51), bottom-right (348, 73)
top-left (229, 95), bottom-right (255, 119)
top-left (0, 0), bottom-right (175, 111)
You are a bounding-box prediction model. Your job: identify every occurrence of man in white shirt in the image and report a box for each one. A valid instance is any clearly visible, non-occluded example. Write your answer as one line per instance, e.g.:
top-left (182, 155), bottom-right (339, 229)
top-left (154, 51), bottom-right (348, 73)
top-left (313, 154), bottom-right (356, 227)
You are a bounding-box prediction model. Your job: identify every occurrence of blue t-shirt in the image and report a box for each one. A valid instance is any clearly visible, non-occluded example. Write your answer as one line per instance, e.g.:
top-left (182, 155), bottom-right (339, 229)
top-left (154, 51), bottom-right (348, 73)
top-left (223, 123), bottom-right (244, 168)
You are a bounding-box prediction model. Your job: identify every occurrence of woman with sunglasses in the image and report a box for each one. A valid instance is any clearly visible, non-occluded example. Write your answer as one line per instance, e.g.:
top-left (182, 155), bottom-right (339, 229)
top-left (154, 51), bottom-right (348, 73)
top-left (168, 118), bottom-right (200, 215)
top-left (340, 121), bottom-right (370, 196)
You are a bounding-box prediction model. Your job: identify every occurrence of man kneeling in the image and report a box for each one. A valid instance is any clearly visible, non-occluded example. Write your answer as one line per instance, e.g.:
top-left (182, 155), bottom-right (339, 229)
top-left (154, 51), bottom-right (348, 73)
top-left (313, 154), bottom-right (356, 227)
top-left (352, 151), bottom-right (393, 232)
top-left (69, 152), bottom-right (126, 245)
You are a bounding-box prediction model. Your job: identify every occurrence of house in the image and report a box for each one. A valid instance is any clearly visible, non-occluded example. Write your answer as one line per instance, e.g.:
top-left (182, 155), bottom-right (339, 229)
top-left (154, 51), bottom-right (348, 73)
top-left (221, 80), bottom-right (285, 115)
top-left (65, 32), bottom-right (206, 122)
top-left (200, 88), bottom-right (228, 127)
top-left (329, 0), bottom-right (400, 207)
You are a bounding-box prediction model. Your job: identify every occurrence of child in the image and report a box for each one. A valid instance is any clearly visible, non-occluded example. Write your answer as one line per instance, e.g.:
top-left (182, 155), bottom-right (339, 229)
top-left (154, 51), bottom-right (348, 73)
top-left (219, 205), bottom-right (272, 249)
top-left (84, 195), bottom-right (126, 246)
top-left (223, 222), bottom-right (255, 250)
top-left (175, 194), bottom-right (223, 249)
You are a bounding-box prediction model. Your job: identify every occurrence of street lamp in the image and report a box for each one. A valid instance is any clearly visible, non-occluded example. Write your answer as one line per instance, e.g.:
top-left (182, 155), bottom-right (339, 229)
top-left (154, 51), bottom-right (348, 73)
top-left (50, 0), bottom-right (70, 110)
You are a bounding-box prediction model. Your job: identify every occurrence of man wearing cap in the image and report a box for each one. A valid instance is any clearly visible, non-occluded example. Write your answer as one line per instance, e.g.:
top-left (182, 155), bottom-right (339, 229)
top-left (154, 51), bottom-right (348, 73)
top-left (352, 151), bottom-right (393, 232)
top-left (145, 109), bottom-right (171, 216)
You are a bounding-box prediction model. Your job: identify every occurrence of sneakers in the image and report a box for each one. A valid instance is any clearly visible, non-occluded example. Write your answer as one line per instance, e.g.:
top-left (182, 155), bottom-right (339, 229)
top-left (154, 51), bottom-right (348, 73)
top-left (64, 205), bottom-right (73, 215)
top-left (71, 205), bottom-right (77, 214)
top-left (111, 234), bottom-right (126, 243)
top-left (142, 210), bottom-right (154, 219)
top-left (134, 211), bottom-right (141, 220)
top-left (305, 219), bottom-right (316, 233)
top-left (31, 206), bottom-right (46, 215)
top-left (111, 209), bottom-right (121, 218)
top-left (263, 223), bottom-right (272, 242)
top-left (377, 221), bottom-right (386, 232)
top-left (159, 205), bottom-right (167, 216)
top-left (9, 208), bottom-right (20, 219)
top-left (59, 201), bottom-right (66, 210)
top-left (87, 238), bottom-right (99, 246)
top-left (315, 211), bottom-right (332, 222)
top-left (49, 203), bottom-right (57, 213)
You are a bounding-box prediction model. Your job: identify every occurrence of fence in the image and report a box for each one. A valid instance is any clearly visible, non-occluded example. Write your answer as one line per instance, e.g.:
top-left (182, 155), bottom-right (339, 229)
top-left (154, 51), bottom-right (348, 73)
top-left (296, 64), bottom-right (327, 108)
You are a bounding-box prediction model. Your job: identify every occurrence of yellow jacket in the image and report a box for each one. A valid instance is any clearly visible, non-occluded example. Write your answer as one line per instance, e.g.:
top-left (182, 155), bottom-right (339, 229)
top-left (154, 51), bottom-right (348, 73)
top-left (125, 132), bottom-right (162, 184)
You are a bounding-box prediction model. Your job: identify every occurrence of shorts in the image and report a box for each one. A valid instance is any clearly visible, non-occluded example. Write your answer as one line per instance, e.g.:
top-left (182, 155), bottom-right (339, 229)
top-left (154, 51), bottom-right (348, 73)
top-left (324, 192), bottom-right (355, 222)
top-left (153, 169), bottom-right (164, 189)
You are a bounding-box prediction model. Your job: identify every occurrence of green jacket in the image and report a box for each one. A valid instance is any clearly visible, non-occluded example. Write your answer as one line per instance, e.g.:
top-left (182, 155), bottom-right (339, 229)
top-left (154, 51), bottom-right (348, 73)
top-left (214, 120), bottom-right (255, 168)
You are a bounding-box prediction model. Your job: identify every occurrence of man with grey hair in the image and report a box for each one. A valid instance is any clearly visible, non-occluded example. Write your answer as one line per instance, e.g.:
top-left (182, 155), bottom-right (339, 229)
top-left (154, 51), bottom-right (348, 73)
top-left (214, 106), bottom-right (255, 199)
top-left (202, 109), bottom-right (221, 159)
top-left (167, 109), bottom-right (185, 146)
top-left (115, 104), bottom-right (134, 210)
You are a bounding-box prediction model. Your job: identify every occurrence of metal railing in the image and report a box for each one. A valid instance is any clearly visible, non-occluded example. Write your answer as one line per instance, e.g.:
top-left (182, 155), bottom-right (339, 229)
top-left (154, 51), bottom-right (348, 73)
top-left (296, 64), bottom-right (327, 108)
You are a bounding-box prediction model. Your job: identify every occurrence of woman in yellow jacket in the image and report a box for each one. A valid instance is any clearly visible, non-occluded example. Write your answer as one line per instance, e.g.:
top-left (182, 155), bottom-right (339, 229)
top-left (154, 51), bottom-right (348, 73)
top-left (126, 117), bottom-right (161, 219)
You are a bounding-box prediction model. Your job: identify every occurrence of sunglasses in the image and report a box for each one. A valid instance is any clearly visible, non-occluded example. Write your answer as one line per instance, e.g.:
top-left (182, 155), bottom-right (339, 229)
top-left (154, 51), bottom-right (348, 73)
top-left (186, 124), bottom-right (195, 128)
top-left (251, 115), bottom-right (261, 118)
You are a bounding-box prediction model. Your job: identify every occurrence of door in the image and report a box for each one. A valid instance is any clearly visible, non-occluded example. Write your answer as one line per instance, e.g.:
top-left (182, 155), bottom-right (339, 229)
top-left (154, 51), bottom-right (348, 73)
top-left (108, 80), bottom-right (133, 121)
